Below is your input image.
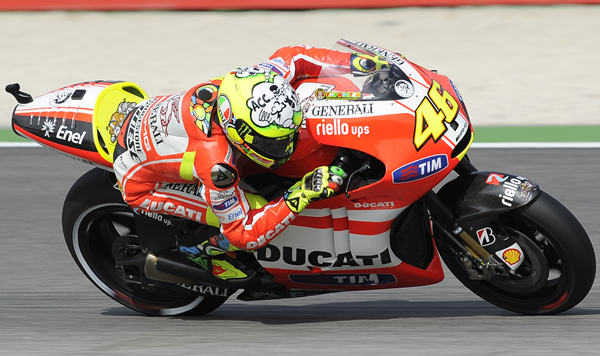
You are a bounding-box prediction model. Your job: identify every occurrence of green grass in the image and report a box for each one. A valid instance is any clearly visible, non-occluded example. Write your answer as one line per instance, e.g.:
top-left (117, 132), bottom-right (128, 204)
top-left (1, 125), bottom-right (599, 143)
top-left (0, 129), bottom-right (29, 142)
top-left (473, 125), bottom-right (600, 142)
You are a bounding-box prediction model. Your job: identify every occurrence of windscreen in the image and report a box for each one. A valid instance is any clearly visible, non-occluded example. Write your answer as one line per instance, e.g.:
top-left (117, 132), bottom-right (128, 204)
top-left (314, 39), bottom-right (417, 102)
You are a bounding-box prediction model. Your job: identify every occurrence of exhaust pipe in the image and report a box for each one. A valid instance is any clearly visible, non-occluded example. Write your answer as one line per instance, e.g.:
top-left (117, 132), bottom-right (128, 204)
top-left (144, 253), bottom-right (195, 285)
top-left (145, 250), bottom-right (260, 289)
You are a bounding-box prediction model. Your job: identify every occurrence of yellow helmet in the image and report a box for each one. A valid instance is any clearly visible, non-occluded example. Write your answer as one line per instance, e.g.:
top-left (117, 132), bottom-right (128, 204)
top-left (216, 67), bottom-right (303, 169)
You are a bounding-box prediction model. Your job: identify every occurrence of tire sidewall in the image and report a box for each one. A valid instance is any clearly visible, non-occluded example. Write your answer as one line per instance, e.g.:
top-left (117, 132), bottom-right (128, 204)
top-left (62, 168), bottom-right (227, 316)
top-left (438, 191), bottom-right (596, 315)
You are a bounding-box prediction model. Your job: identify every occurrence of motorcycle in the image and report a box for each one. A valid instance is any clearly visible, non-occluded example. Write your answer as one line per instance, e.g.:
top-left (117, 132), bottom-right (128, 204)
top-left (7, 39), bottom-right (595, 316)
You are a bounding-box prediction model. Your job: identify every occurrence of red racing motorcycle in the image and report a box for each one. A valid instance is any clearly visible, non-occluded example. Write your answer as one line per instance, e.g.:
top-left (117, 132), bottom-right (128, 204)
top-left (7, 39), bottom-right (595, 316)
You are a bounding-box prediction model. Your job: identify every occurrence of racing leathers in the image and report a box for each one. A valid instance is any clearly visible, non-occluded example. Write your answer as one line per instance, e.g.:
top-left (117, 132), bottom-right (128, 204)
top-left (112, 46), bottom-right (367, 278)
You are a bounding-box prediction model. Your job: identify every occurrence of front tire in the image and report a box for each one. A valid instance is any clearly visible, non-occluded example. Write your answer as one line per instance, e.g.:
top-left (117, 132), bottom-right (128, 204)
top-left (62, 168), bottom-right (228, 316)
top-left (438, 191), bottom-right (596, 315)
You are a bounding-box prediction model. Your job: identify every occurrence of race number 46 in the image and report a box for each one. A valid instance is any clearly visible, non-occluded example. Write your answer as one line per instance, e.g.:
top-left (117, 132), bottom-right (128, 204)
top-left (413, 80), bottom-right (459, 150)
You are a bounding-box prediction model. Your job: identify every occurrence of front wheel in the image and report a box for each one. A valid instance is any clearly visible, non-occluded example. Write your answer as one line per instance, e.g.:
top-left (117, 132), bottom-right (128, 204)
top-left (437, 191), bottom-right (596, 315)
top-left (62, 168), bottom-right (228, 316)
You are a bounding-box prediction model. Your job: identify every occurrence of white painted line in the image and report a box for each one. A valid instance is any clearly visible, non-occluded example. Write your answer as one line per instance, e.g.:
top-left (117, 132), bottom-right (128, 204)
top-left (0, 142), bottom-right (41, 147)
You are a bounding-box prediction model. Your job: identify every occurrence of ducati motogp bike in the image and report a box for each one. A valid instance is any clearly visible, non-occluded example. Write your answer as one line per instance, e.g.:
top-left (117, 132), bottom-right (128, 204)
top-left (7, 39), bottom-right (595, 316)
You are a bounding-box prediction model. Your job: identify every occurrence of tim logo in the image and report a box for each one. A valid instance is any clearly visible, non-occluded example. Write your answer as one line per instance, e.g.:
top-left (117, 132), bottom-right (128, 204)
top-left (289, 273), bottom-right (397, 286)
top-left (212, 196), bottom-right (239, 212)
top-left (486, 173), bottom-right (508, 185)
top-left (476, 227), bottom-right (496, 247)
top-left (392, 154), bottom-right (448, 183)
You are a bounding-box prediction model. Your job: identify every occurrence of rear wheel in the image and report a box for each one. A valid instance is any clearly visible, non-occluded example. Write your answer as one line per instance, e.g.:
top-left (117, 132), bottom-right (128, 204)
top-left (438, 191), bottom-right (596, 315)
top-left (62, 168), bottom-right (228, 316)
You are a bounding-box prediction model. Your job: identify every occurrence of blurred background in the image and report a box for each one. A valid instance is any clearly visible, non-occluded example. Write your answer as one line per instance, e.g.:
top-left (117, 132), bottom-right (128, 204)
top-left (1, 2), bottom-right (599, 133)
top-left (0, 4), bottom-right (599, 354)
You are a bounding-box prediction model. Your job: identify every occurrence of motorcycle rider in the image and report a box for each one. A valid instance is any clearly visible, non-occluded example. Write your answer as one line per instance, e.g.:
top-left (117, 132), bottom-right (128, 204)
top-left (112, 45), bottom-right (390, 280)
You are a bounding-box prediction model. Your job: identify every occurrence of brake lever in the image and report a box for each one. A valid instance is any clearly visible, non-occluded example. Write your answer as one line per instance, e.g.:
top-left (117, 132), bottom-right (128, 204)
top-left (344, 160), bottom-right (371, 198)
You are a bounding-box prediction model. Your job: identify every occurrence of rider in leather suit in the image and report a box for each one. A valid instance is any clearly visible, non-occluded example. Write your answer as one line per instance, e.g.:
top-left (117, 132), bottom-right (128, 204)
top-left (112, 45), bottom-right (389, 280)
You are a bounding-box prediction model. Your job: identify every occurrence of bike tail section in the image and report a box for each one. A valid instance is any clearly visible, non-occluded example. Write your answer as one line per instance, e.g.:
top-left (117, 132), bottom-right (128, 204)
top-left (8, 81), bottom-right (148, 169)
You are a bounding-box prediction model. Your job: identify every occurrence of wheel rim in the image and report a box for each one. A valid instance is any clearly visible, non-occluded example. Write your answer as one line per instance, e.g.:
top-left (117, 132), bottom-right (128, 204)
top-left (458, 213), bottom-right (572, 311)
top-left (486, 226), bottom-right (550, 295)
top-left (72, 203), bottom-right (206, 316)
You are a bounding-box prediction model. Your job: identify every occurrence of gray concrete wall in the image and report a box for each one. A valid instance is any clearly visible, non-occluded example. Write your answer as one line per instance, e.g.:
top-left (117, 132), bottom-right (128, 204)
top-left (1, 6), bottom-right (599, 128)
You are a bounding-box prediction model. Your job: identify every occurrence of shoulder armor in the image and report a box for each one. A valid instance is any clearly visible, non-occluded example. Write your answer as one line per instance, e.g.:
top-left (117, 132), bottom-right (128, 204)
top-left (211, 163), bottom-right (237, 188)
top-left (189, 83), bottom-right (219, 137)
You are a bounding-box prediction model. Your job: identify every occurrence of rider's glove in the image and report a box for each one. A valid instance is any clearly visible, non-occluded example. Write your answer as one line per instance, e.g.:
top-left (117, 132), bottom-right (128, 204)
top-left (350, 53), bottom-right (390, 75)
top-left (284, 166), bottom-right (347, 213)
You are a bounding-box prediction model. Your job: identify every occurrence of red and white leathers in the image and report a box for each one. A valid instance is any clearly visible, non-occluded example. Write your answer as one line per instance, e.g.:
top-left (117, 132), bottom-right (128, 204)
top-left (112, 46), bottom-right (353, 251)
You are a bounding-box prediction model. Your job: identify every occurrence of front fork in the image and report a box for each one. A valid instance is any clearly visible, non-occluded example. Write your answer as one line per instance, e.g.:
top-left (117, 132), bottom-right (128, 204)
top-left (422, 158), bottom-right (513, 280)
top-left (423, 193), bottom-right (510, 280)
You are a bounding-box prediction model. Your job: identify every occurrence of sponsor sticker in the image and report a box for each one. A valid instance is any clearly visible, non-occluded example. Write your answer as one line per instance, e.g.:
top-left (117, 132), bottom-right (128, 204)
top-left (161, 182), bottom-right (202, 197)
top-left (476, 227), bottom-right (496, 247)
top-left (257, 245), bottom-right (393, 268)
top-left (138, 199), bottom-right (203, 222)
top-left (269, 57), bottom-right (290, 71)
top-left (56, 124), bottom-right (87, 145)
top-left (353, 201), bottom-right (396, 210)
top-left (486, 173), bottom-right (509, 185)
top-left (212, 196), bottom-right (239, 212)
top-left (392, 154), bottom-right (448, 183)
top-left (256, 62), bottom-right (283, 76)
top-left (311, 103), bottom-right (374, 117)
top-left (245, 212), bottom-right (296, 249)
top-left (49, 89), bottom-right (73, 106)
top-left (216, 205), bottom-right (244, 224)
top-left (289, 273), bottom-right (397, 285)
top-left (320, 91), bottom-right (361, 100)
top-left (177, 283), bottom-right (231, 297)
top-left (495, 242), bottom-right (525, 270)
top-left (394, 79), bottom-right (415, 99)
top-left (314, 118), bottom-right (370, 138)
top-left (41, 119), bottom-right (55, 137)
top-left (210, 187), bottom-right (236, 202)
top-left (486, 174), bottom-right (537, 207)
top-left (349, 41), bottom-right (405, 67)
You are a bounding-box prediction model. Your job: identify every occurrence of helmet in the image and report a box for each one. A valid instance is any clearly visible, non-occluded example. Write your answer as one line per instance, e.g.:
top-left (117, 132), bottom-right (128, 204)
top-left (216, 67), bottom-right (303, 169)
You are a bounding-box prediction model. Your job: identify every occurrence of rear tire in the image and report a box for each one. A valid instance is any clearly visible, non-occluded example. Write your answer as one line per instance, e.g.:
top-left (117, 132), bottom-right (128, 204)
top-left (62, 168), bottom-right (228, 316)
top-left (438, 191), bottom-right (596, 315)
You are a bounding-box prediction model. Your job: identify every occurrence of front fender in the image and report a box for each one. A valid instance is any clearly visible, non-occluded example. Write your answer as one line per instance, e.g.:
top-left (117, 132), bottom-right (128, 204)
top-left (437, 171), bottom-right (540, 223)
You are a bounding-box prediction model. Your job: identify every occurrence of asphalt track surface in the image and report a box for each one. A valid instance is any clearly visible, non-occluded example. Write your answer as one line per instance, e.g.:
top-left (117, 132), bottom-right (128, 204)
top-left (1, 147), bottom-right (599, 355)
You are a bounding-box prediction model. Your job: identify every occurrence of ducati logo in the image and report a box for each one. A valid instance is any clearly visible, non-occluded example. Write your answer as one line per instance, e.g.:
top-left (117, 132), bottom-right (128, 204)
top-left (257, 245), bottom-right (393, 268)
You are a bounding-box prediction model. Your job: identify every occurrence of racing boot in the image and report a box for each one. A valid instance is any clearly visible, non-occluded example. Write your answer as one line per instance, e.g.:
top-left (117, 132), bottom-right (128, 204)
top-left (179, 233), bottom-right (256, 280)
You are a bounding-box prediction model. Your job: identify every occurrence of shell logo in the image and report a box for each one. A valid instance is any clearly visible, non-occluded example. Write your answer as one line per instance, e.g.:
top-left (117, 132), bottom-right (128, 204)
top-left (502, 248), bottom-right (522, 265)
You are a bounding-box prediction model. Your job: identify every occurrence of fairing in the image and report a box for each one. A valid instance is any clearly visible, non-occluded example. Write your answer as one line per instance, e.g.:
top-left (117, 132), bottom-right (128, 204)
top-left (243, 39), bottom-right (475, 292)
top-left (437, 171), bottom-right (540, 222)
top-left (11, 81), bottom-right (148, 169)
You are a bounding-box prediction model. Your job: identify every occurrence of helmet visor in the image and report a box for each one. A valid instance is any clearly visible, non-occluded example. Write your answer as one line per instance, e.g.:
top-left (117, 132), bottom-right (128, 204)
top-left (236, 120), bottom-right (298, 160)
